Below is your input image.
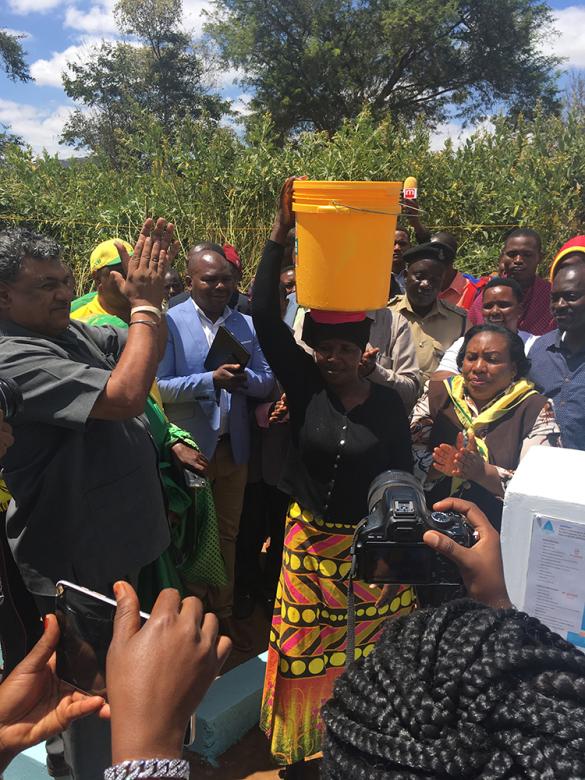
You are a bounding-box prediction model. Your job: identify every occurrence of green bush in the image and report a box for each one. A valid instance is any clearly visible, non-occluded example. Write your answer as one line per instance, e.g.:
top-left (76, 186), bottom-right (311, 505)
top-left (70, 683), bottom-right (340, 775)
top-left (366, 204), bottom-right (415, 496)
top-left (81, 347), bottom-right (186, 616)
top-left (0, 108), bottom-right (583, 294)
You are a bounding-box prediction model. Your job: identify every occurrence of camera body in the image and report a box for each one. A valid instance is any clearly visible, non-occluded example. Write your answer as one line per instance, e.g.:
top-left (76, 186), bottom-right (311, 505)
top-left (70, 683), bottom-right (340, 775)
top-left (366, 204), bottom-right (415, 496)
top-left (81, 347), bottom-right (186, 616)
top-left (0, 377), bottom-right (23, 421)
top-left (351, 471), bottom-right (477, 585)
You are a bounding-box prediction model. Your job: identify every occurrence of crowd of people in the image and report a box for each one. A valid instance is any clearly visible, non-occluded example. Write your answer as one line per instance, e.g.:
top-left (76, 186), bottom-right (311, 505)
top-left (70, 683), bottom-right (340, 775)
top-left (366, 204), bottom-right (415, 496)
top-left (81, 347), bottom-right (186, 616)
top-left (0, 175), bottom-right (584, 779)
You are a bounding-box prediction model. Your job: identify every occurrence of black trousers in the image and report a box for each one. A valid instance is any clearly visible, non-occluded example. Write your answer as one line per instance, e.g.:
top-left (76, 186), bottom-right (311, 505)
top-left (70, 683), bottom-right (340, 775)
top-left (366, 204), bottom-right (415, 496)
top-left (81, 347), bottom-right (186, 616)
top-left (0, 511), bottom-right (42, 676)
top-left (235, 481), bottom-right (289, 597)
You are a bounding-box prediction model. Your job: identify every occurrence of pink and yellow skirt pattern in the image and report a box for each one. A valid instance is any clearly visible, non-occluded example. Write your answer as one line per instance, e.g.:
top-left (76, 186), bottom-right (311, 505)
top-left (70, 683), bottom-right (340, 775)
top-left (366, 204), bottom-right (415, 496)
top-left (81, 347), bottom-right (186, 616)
top-left (260, 501), bottom-right (415, 765)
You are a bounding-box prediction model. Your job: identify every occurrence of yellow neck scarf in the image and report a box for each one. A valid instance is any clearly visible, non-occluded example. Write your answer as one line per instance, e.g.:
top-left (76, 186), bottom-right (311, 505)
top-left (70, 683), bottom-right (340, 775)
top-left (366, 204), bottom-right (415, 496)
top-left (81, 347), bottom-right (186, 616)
top-left (444, 374), bottom-right (537, 491)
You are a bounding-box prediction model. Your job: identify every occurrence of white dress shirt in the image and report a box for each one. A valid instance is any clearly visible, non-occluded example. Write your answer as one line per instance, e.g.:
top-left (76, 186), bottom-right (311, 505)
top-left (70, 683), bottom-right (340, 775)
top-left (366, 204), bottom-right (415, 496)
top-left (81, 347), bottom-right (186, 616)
top-left (192, 300), bottom-right (232, 436)
top-left (437, 330), bottom-right (540, 374)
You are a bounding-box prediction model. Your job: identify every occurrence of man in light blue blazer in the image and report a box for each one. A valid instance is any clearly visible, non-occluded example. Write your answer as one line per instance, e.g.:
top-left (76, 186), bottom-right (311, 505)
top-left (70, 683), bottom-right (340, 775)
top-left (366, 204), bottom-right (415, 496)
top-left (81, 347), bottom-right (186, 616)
top-left (157, 247), bottom-right (274, 622)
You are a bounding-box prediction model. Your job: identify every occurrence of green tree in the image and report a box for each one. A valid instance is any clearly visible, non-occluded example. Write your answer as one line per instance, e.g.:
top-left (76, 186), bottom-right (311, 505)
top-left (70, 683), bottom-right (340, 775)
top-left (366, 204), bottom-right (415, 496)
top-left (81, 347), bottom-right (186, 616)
top-left (0, 29), bottom-right (29, 159)
top-left (205, 0), bottom-right (561, 136)
top-left (61, 0), bottom-right (227, 165)
top-left (0, 28), bottom-right (31, 82)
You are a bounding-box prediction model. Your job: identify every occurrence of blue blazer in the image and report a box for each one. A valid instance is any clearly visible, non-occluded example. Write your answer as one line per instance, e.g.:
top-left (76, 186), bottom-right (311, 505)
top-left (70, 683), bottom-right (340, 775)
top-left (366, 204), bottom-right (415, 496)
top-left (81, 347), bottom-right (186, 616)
top-left (157, 300), bottom-right (274, 464)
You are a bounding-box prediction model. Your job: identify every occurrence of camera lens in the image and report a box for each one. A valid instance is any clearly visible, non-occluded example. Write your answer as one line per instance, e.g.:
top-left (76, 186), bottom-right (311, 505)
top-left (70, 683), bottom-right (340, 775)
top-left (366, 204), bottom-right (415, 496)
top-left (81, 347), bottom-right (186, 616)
top-left (0, 377), bottom-right (23, 421)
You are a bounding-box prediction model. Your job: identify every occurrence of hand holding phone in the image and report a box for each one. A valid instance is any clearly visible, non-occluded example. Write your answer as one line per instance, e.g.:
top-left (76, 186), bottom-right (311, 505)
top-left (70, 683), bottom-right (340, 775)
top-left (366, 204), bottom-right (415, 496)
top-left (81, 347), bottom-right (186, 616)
top-left (55, 581), bottom-right (149, 698)
top-left (107, 583), bottom-right (232, 763)
top-left (0, 613), bottom-right (106, 773)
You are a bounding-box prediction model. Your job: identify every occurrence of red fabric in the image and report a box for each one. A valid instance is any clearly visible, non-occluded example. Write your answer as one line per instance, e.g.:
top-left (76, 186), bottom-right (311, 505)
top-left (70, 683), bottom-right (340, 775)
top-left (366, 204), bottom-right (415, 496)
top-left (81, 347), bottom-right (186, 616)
top-left (557, 235), bottom-right (585, 255)
top-left (223, 243), bottom-right (242, 273)
top-left (549, 235), bottom-right (585, 280)
top-left (309, 310), bottom-right (366, 324)
top-left (459, 275), bottom-right (489, 310)
top-left (468, 276), bottom-right (555, 335)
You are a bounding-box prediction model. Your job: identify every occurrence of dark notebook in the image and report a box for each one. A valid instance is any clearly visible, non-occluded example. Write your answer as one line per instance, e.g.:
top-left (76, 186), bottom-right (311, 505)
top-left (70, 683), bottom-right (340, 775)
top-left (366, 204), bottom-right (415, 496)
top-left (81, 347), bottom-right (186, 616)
top-left (203, 325), bottom-right (251, 371)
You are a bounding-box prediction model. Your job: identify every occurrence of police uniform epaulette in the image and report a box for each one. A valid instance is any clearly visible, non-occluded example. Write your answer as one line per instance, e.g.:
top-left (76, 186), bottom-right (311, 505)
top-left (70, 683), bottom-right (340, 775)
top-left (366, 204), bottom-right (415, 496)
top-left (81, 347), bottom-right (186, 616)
top-left (439, 300), bottom-right (467, 318)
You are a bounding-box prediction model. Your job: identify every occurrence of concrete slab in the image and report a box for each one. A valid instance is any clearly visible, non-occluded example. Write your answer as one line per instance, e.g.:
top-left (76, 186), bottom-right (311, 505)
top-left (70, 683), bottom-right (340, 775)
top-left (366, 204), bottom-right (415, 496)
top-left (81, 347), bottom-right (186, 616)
top-left (189, 652), bottom-right (268, 765)
top-left (4, 742), bottom-right (55, 780)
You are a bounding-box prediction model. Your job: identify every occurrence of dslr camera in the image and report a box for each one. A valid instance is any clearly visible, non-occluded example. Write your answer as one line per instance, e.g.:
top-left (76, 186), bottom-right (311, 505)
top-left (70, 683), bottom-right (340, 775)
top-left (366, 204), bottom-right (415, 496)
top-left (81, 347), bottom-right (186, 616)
top-left (351, 471), bottom-right (477, 585)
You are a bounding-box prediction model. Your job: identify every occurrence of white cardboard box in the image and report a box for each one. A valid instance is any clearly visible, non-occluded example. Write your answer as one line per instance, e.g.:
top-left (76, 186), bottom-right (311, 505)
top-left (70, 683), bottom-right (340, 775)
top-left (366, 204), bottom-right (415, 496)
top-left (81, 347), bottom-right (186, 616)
top-left (501, 446), bottom-right (585, 650)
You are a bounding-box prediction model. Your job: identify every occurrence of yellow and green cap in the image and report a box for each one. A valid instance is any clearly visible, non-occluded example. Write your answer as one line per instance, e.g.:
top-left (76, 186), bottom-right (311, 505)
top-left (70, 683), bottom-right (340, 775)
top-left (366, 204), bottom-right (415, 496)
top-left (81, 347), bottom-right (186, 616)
top-left (90, 238), bottom-right (133, 273)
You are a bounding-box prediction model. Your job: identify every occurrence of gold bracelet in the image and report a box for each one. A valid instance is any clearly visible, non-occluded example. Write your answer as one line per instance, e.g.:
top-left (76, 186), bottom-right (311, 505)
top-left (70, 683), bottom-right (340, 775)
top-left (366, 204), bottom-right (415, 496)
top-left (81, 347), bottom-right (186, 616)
top-left (130, 305), bottom-right (162, 320)
top-left (129, 319), bottom-right (159, 329)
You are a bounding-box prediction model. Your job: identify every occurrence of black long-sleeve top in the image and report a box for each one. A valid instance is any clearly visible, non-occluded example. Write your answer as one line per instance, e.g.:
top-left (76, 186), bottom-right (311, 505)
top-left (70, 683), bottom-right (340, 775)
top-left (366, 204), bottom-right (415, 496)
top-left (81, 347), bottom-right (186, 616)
top-left (252, 240), bottom-right (413, 525)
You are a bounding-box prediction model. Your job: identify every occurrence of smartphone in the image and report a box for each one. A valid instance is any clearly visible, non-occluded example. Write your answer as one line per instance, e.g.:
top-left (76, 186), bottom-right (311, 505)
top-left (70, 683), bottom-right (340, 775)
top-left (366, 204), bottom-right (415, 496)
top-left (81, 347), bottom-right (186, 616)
top-left (55, 581), bottom-right (149, 698)
top-left (183, 468), bottom-right (206, 490)
top-left (55, 581), bottom-right (197, 744)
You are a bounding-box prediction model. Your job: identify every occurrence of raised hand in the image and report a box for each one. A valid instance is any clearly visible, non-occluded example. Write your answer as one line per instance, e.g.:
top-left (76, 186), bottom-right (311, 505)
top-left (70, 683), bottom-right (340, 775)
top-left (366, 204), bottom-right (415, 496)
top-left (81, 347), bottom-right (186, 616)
top-left (113, 218), bottom-right (179, 309)
top-left (106, 583), bottom-right (231, 763)
top-left (401, 195), bottom-right (420, 219)
top-left (270, 176), bottom-right (307, 244)
top-left (423, 497), bottom-right (512, 609)
top-left (0, 615), bottom-right (106, 772)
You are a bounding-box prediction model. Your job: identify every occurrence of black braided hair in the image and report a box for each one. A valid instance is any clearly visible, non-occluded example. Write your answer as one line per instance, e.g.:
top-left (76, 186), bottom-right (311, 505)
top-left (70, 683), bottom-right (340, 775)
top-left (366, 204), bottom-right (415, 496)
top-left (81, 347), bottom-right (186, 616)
top-left (322, 599), bottom-right (585, 779)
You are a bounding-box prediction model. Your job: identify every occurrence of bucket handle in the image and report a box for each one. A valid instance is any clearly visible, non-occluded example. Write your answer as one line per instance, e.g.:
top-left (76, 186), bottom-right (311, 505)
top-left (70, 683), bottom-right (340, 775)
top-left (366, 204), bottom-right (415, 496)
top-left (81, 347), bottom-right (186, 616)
top-left (331, 200), bottom-right (401, 216)
top-left (295, 200), bottom-right (401, 216)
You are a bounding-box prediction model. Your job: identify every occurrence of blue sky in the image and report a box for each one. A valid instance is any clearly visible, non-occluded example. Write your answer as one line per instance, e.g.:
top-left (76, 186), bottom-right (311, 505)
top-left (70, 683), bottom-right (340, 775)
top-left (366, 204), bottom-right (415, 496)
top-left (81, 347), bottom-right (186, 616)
top-left (1, 0), bottom-right (585, 155)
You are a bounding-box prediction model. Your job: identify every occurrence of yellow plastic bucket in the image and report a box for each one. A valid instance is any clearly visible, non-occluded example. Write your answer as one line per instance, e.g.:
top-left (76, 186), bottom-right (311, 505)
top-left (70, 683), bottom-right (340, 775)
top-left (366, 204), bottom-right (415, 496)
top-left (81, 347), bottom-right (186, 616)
top-left (293, 180), bottom-right (402, 311)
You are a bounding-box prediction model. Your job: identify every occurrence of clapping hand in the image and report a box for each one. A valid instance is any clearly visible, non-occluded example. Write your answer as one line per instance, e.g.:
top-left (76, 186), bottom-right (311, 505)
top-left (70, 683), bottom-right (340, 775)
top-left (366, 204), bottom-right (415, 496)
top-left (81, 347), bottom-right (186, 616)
top-left (359, 347), bottom-right (379, 378)
top-left (452, 431), bottom-right (487, 483)
top-left (433, 431), bottom-right (486, 482)
top-left (0, 615), bottom-right (106, 772)
top-left (268, 393), bottom-right (289, 425)
top-left (432, 432), bottom-right (464, 477)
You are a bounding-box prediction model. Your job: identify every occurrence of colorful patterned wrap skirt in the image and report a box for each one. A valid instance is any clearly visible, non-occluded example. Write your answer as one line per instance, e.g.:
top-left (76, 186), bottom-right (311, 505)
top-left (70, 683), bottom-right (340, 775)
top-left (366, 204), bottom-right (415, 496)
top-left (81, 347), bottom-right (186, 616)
top-left (260, 501), bottom-right (416, 765)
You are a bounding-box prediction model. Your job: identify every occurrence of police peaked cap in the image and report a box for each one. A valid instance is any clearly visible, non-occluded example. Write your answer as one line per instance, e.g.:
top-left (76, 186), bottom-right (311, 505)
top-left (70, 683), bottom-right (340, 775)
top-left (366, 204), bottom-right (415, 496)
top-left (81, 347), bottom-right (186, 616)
top-left (403, 241), bottom-right (452, 266)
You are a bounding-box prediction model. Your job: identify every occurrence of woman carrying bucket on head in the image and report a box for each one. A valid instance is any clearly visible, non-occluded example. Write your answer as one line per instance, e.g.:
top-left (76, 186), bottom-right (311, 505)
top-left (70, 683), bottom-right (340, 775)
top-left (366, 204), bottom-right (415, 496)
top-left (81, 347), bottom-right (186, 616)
top-left (252, 177), bottom-right (415, 776)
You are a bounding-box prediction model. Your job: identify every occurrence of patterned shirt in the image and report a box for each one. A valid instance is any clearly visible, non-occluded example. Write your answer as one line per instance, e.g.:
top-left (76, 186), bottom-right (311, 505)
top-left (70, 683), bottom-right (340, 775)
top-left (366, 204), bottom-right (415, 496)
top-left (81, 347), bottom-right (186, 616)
top-left (529, 330), bottom-right (585, 451)
top-left (410, 389), bottom-right (561, 493)
top-left (468, 276), bottom-right (555, 335)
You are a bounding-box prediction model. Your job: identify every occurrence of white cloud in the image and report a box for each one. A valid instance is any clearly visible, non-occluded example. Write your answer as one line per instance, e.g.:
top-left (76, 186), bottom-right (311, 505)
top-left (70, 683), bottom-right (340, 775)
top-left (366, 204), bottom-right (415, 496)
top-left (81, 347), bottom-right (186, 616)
top-left (214, 65), bottom-right (245, 89)
top-left (430, 120), bottom-right (495, 151)
top-left (0, 98), bottom-right (82, 156)
top-left (7, 0), bottom-right (65, 14)
top-left (182, 0), bottom-right (212, 38)
top-left (64, 0), bottom-right (117, 35)
top-left (30, 36), bottom-right (114, 87)
top-left (1, 28), bottom-right (33, 39)
top-left (544, 7), bottom-right (585, 69)
top-left (231, 92), bottom-right (252, 116)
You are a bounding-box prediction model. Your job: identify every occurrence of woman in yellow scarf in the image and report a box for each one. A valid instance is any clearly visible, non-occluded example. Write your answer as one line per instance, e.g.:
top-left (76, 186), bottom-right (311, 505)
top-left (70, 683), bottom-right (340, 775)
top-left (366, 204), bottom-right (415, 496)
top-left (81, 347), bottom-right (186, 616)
top-left (411, 324), bottom-right (561, 529)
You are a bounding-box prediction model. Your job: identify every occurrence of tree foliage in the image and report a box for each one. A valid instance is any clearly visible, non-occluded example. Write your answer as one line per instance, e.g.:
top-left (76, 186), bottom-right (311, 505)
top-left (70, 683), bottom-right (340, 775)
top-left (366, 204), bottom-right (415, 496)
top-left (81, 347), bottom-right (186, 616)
top-left (0, 28), bottom-right (31, 82)
top-left (61, 0), bottom-right (227, 166)
top-left (2, 104), bottom-right (584, 293)
top-left (204, 0), bottom-right (561, 136)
